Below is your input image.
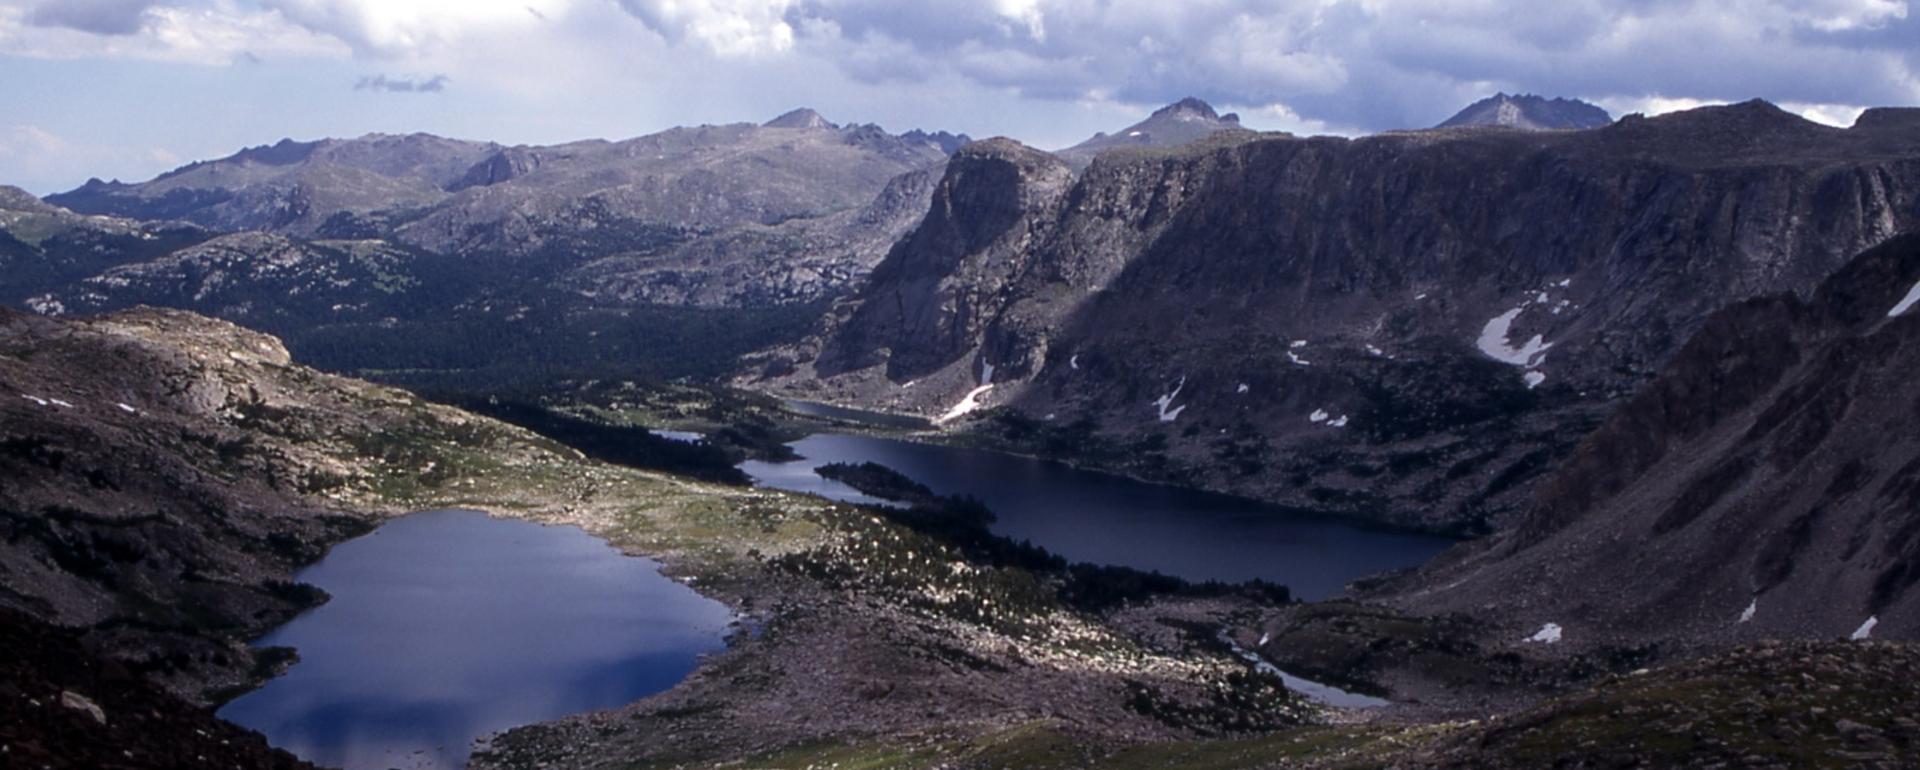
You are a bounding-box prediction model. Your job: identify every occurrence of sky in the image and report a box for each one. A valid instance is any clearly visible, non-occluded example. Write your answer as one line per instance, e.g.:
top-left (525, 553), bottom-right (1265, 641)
top-left (0, 0), bottom-right (1916, 194)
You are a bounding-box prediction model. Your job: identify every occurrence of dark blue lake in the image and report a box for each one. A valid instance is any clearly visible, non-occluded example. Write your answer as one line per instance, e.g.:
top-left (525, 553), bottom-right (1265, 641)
top-left (741, 434), bottom-right (1454, 601)
top-left (217, 509), bottom-right (732, 770)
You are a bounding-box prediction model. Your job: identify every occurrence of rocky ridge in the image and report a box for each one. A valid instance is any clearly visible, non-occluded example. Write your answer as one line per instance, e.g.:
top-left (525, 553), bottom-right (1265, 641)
top-left (1392, 231), bottom-right (1920, 648)
top-left (747, 100), bottom-right (1920, 533)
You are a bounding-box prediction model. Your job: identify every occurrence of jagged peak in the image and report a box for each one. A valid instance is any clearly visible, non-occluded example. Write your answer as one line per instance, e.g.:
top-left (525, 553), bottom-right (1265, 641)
top-left (764, 108), bottom-right (837, 130)
top-left (1438, 93), bottom-right (1612, 130)
top-left (1151, 97), bottom-right (1221, 121)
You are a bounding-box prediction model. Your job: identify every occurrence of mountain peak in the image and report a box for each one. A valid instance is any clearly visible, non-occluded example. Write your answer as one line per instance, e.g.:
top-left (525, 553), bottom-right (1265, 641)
top-left (1437, 93), bottom-right (1612, 131)
top-left (1151, 97), bottom-right (1223, 121)
top-left (765, 108), bottom-right (837, 130)
top-left (1057, 97), bottom-right (1246, 168)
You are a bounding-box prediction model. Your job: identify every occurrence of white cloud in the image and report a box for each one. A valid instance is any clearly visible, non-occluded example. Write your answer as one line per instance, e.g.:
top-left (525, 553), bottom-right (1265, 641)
top-left (613, 0), bottom-right (796, 57)
top-left (0, 1), bottom-right (346, 64)
top-left (258, 0), bottom-right (573, 57)
top-left (0, 0), bottom-right (1915, 141)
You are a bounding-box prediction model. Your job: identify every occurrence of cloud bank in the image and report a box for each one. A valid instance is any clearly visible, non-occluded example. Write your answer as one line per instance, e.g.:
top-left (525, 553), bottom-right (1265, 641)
top-left (2, 0), bottom-right (1914, 131)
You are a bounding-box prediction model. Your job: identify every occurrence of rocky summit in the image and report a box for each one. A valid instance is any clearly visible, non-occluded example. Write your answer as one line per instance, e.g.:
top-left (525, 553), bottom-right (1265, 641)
top-left (1057, 97), bottom-right (1253, 168)
top-left (1437, 92), bottom-right (1614, 130)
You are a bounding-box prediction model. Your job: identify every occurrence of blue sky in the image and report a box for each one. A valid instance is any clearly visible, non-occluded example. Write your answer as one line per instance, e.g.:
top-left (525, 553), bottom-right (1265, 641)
top-left (1, 0), bottom-right (1916, 194)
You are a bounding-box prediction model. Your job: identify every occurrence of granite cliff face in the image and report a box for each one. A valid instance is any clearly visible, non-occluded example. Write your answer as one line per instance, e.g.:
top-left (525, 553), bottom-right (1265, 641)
top-left (1397, 232), bottom-right (1920, 647)
top-left (750, 101), bottom-right (1920, 532)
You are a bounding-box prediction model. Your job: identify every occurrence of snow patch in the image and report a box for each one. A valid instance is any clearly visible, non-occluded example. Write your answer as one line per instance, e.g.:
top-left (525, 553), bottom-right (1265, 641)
top-left (1366, 345), bottom-right (1385, 357)
top-left (1851, 616), bottom-right (1878, 640)
top-left (1556, 279), bottom-right (1572, 288)
top-left (1287, 351), bottom-right (1311, 366)
top-left (1236, 383), bottom-right (1249, 394)
top-left (1290, 339), bottom-right (1308, 348)
top-left (1889, 279), bottom-right (1920, 317)
top-left (25, 296), bottom-right (65, 316)
top-left (116, 403), bottom-right (137, 414)
top-left (1525, 623), bottom-right (1563, 644)
top-left (49, 399), bottom-right (74, 408)
top-left (978, 361), bottom-right (995, 387)
top-left (1154, 376), bottom-right (1187, 422)
top-left (1414, 293), bottom-right (1428, 300)
top-left (21, 394), bottom-right (48, 406)
top-left (1524, 371), bottom-right (1547, 389)
top-left (1069, 354), bottom-right (1080, 370)
top-left (1328, 415), bottom-right (1348, 427)
top-left (936, 385), bottom-right (994, 425)
top-left (1478, 307), bottom-right (1553, 367)
top-left (1738, 599), bottom-right (1756, 624)
top-left (1309, 409), bottom-right (1328, 423)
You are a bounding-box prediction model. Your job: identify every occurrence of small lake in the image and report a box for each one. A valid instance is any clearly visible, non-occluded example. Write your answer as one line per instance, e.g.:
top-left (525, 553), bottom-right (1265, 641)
top-left (741, 434), bottom-right (1453, 601)
top-left (218, 509), bottom-right (733, 770)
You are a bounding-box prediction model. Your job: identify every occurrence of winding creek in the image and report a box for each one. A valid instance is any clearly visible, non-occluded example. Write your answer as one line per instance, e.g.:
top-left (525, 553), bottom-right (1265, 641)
top-left (217, 510), bottom-right (732, 770)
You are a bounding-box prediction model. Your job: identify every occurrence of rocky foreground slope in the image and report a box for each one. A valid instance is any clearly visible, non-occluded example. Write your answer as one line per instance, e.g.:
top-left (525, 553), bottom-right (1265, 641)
top-left (1393, 231), bottom-right (1920, 648)
top-left (749, 101), bottom-right (1920, 533)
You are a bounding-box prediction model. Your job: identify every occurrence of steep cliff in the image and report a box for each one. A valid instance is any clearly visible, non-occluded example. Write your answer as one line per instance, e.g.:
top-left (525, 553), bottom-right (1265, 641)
top-left (1395, 232), bottom-right (1920, 646)
top-left (752, 101), bottom-right (1920, 532)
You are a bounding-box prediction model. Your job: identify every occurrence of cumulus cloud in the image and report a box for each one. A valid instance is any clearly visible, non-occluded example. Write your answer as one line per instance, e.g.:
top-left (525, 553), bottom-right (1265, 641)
top-left (0, 0), bottom-right (1915, 132)
top-left (257, 0), bottom-right (571, 57)
top-left (597, 0), bottom-right (1910, 129)
top-left (354, 73), bottom-right (449, 92)
top-left (0, 1), bottom-right (347, 64)
top-left (613, 0), bottom-right (796, 57)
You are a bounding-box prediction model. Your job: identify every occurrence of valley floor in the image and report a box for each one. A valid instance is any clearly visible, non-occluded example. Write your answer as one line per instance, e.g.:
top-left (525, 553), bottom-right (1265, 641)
top-left (3, 308), bottom-right (1916, 769)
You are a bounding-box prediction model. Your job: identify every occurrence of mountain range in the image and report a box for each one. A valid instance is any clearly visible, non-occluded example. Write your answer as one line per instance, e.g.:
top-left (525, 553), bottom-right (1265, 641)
top-left (4, 93), bottom-right (1920, 767)
top-left (749, 100), bottom-right (1920, 533)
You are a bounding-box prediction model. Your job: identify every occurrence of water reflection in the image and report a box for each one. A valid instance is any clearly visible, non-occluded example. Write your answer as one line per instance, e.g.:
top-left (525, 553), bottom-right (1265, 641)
top-left (740, 434), bottom-right (1453, 600)
top-left (218, 510), bottom-right (732, 769)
